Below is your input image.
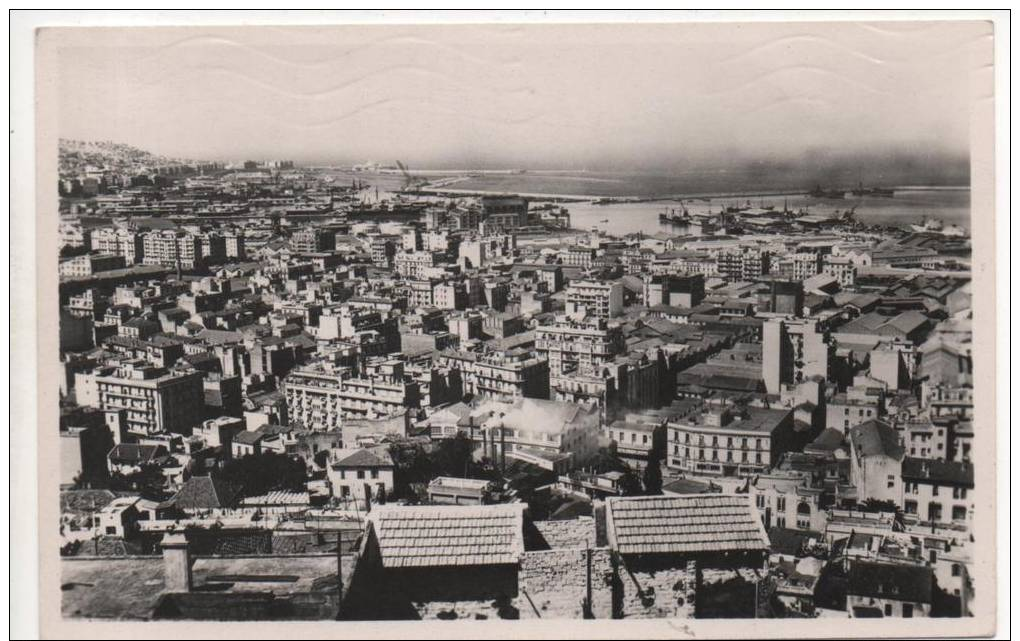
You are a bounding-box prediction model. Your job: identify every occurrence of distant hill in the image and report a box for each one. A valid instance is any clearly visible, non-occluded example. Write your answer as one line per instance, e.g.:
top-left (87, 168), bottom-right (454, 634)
top-left (58, 139), bottom-right (204, 177)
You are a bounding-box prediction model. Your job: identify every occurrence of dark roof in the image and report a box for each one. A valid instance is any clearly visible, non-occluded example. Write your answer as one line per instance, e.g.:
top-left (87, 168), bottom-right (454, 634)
top-left (233, 431), bottom-right (264, 445)
top-left (901, 457), bottom-right (974, 487)
top-left (847, 561), bottom-right (934, 604)
top-left (768, 527), bottom-right (823, 557)
top-left (605, 494), bottom-right (769, 555)
top-left (849, 420), bottom-right (904, 461)
top-left (108, 443), bottom-right (167, 465)
top-left (807, 427), bottom-right (845, 452)
top-left (172, 476), bottom-right (241, 509)
top-left (331, 448), bottom-right (393, 469)
top-left (367, 503), bottom-right (526, 568)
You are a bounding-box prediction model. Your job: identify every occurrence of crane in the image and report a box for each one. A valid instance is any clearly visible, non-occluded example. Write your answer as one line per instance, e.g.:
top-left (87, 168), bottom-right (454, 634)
top-left (395, 160), bottom-right (426, 193)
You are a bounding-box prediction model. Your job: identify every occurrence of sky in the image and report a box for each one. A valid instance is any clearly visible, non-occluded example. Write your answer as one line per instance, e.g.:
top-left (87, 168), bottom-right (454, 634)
top-left (55, 21), bottom-right (991, 171)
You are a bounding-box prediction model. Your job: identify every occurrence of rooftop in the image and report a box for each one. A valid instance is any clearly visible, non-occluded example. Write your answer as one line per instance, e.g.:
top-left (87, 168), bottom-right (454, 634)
top-left (605, 494), bottom-right (769, 556)
top-left (367, 503), bottom-right (526, 569)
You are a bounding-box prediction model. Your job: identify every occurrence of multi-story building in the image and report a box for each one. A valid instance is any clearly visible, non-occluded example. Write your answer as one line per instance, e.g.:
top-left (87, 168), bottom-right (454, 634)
top-left (769, 280), bottom-right (804, 316)
top-left (58, 253), bottom-right (126, 279)
top-left (142, 230), bottom-right (203, 270)
top-left (561, 246), bottom-right (596, 268)
top-left (605, 417), bottom-right (665, 472)
top-left (565, 279), bottom-right (623, 320)
top-left (666, 404), bottom-right (798, 477)
top-left (790, 252), bottom-right (823, 281)
top-left (394, 250), bottom-right (444, 279)
top-left (848, 419), bottom-right (905, 504)
top-left (92, 361), bottom-right (205, 436)
top-left (476, 397), bottom-right (602, 473)
top-left (901, 457), bottom-right (974, 530)
top-left (435, 348), bottom-right (549, 402)
top-left (434, 281), bottom-right (468, 310)
top-left (369, 236), bottom-right (397, 268)
top-left (291, 227), bottom-right (337, 253)
top-left (749, 469), bottom-right (829, 532)
top-left (283, 360), bottom-right (420, 431)
top-left (535, 316), bottom-right (625, 377)
top-left (90, 228), bottom-right (144, 264)
top-left (763, 318), bottom-right (832, 394)
top-left (480, 195), bottom-right (528, 230)
top-left (643, 274), bottom-right (705, 308)
top-left (716, 247), bottom-right (771, 281)
top-left (224, 232), bottom-right (246, 259)
top-left (822, 254), bottom-right (857, 287)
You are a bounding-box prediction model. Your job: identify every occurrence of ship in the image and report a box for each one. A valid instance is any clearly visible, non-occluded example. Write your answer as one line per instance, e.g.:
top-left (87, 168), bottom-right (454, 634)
top-left (851, 182), bottom-right (895, 198)
top-left (809, 185), bottom-right (847, 199)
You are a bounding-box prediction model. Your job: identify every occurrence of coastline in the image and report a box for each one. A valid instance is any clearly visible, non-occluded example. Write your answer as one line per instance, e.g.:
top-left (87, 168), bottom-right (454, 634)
top-left (414, 183), bottom-right (970, 204)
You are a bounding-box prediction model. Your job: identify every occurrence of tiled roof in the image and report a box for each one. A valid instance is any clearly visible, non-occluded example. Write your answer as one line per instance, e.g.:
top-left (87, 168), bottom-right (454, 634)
top-left (605, 494), bottom-right (769, 555)
top-left (849, 419), bottom-right (904, 461)
top-left (331, 447), bottom-right (393, 469)
top-left (172, 476), bottom-right (241, 510)
top-left (367, 503), bottom-right (526, 569)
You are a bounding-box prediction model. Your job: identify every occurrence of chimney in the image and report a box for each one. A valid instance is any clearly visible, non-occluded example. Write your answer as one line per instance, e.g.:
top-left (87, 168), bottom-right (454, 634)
top-left (161, 533), bottom-right (193, 592)
top-left (593, 500), bottom-right (608, 547)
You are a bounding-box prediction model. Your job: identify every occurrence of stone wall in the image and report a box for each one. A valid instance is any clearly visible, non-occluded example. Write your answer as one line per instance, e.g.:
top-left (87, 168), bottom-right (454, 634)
top-left (533, 517), bottom-right (596, 549)
top-left (617, 556), bottom-right (698, 619)
top-left (518, 547), bottom-right (614, 619)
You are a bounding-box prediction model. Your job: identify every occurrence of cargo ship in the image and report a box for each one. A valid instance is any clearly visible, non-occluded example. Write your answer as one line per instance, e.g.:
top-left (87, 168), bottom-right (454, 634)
top-left (809, 185), bottom-right (847, 199)
top-left (851, 182), bottom-right (895, 198)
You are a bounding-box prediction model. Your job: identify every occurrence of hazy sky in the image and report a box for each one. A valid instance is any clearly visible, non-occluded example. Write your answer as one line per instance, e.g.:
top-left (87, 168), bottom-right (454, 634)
top-left (56, 21), bottom-right (991, 169)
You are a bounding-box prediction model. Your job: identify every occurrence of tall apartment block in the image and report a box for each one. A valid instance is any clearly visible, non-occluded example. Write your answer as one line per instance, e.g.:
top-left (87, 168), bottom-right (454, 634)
top-left (93, 361), bottom-right (205, 436)
top-left (565, 280), bottom-right (624, 320)
top-left (763, 318), bottom-right (832, 394)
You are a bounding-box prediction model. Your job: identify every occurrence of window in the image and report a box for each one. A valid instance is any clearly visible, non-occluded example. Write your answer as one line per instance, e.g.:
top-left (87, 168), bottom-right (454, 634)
top-left (884, 604), bottom-right (892, 616)
top-left (904, 500), bottom-right (917, 514)
top-left (357, 470), bottom-right (365, 479)
top-left (951, 564), bottom-right (961, 577)
top-left (952, 506), bottom-right (968, 521)
top-left (371, 469), bottom-right (379, 479)
top-left (777, 496), bottom-right (786, 511)
top-left (932, 484), bottom-right (939, 496)
top-left (106, 526), bottom-right (117, 535)
top-left (903, 604), bottom-right (913, 618)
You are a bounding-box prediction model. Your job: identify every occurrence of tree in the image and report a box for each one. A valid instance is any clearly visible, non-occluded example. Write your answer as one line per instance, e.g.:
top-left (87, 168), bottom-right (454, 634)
top-left (59, 244), bottom-right (90, 259)
top-left (617, 471), bottom-right (643, 496)
top-left (109, 464), bottom-right (168, 500)
top-left (642, 459), bottom-right (663, 495)
top-left (215, 452), bottom-right (307, 497)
